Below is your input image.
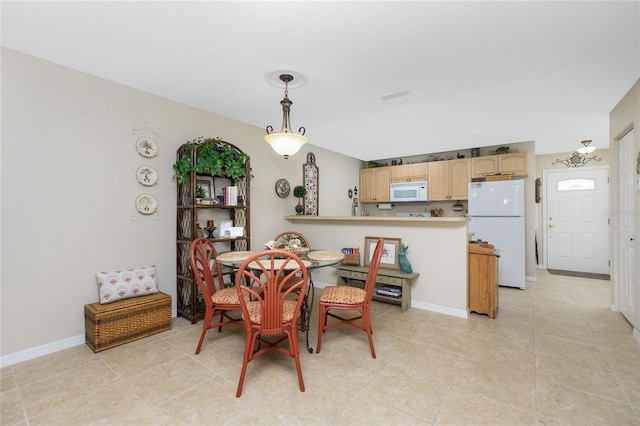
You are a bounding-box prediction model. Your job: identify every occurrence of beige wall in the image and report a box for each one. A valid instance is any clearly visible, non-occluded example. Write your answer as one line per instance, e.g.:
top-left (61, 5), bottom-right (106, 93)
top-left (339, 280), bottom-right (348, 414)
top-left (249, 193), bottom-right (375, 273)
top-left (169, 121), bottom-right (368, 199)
top-left (534, 150), bottom-right (611, 266)
top-left (0, 47), bottom-right (362, 359)
top-left (609, 79), bottom-right (640, 329)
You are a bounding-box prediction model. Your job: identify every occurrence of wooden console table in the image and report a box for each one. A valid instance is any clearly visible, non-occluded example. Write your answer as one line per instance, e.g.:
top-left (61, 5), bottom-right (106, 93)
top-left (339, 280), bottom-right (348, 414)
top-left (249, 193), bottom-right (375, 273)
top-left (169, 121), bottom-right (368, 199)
top-left (335, 265), bottom-right (419, 312)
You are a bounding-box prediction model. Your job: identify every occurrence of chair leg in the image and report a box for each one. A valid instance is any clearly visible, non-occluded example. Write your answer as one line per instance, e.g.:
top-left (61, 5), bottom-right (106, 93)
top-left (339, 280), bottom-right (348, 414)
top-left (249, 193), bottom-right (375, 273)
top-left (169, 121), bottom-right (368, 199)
top-left (289, 328), bottom-right (305, 392)
top-left (236, 330), bottom-right (255, 398)
top-left (316, 304), bottom-right (327, 354)
top-left (363, 308), bottom-right (376, 358)
top-left (195, 308), bottom-right (214, 354)
top-left (217, 311), bottom-right (225, 332)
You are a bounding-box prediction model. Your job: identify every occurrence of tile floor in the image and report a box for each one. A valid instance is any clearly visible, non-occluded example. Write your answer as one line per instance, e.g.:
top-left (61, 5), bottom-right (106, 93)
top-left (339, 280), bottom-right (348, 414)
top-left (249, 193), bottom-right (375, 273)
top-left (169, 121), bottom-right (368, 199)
top-left (1, 270), bottom-right (639, 425)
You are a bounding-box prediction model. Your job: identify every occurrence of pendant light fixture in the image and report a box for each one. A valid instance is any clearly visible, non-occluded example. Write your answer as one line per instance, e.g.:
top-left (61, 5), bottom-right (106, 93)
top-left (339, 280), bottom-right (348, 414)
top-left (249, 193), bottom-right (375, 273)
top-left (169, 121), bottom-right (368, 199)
top-left (576, 139), bottom-right (596, 154)
top-left (265, 74), bottom-right (307, 159)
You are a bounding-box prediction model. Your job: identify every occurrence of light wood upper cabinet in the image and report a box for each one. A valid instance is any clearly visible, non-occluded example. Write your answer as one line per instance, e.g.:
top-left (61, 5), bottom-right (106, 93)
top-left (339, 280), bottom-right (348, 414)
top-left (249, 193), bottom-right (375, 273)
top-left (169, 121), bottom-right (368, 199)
top-left (498, 152), bottom-right (528, 176)
top-left (471, 156), bottom-right (499, 179)
top-left (428, 159), bottom-right (470, 201)
top-left (360, 167), bottom-right (390, 202)
top-left (471, 152), bottom-right (528, 178)
top-left (390, 163), bottom-right (429, 182)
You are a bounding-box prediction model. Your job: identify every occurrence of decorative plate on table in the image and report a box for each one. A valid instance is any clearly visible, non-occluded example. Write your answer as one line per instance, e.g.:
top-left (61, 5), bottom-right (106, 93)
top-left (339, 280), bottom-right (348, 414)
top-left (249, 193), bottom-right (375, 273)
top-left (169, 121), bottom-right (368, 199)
top-left (135, 194), bottom-right (158, 214)
top-left (216, 251), bottom-right (255, 263)
top-left (307, 251), bottom-right (345, 262)
top-left (135, 137), bottom-right (158, 158)
top-left (136, 165), bottom-right (158, 186)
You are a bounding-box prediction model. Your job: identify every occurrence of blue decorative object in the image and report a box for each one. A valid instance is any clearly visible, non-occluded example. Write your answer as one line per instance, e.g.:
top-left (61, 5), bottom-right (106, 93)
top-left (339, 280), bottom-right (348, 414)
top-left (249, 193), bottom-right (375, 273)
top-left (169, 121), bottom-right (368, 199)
top-left (398, 244), bottom-right (412, 274)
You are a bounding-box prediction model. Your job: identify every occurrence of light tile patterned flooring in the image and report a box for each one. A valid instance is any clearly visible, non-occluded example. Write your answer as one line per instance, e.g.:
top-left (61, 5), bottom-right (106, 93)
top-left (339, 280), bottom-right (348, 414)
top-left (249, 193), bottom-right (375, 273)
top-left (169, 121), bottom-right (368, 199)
top-left (2, 270), bottom-right (639, 425)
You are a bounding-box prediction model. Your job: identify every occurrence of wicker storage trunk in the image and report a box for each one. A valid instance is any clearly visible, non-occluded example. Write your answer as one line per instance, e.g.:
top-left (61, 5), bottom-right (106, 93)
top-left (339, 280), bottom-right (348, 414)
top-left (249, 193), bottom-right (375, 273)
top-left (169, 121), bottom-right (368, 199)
top-left (84, 291), bottom-right (172, 352)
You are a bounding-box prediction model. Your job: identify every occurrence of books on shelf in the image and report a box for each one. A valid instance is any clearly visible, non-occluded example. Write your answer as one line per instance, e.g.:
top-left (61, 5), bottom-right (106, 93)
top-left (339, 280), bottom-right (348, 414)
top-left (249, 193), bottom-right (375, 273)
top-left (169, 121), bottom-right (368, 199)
top-left (222, 185), bottom-right (238, 206)
top-left (376, 286), bottom-right (401, 297)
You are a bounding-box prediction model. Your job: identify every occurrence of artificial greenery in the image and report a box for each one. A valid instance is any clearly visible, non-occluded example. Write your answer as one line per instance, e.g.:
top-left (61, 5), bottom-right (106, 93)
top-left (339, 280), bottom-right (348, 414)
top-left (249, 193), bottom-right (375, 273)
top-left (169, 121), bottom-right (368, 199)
top-left (293, 185), bottom-right (307, 202)
top-left (195, 186), bottom-right (206, 199)
top-left (496, 146), bottom-right (510, 153)
top-left (172, 137), bottom-right (252, 184)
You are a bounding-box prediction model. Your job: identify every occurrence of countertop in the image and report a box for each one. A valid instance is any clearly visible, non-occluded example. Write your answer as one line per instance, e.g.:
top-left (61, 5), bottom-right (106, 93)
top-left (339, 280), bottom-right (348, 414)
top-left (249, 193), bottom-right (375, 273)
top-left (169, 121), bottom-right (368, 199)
top-left (285, 215), bottom-right (468, 223)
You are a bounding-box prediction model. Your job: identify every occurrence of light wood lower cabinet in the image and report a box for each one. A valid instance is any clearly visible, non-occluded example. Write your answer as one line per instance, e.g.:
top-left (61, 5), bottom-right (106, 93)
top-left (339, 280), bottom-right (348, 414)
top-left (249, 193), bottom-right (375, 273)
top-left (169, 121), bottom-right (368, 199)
top-left (468, 251), bottom-right (499, 318)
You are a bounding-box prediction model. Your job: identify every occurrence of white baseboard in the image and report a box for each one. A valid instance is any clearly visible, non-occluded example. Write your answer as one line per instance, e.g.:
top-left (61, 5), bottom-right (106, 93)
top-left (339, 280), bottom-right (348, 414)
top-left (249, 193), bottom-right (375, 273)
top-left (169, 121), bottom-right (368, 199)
top-left (1, 309), bottom-right (180, 368)
top-left (526, 275), bottom-right (537, 282)
top-left (411, 301), bottom-right (469, 319)
top-left (0, 334), bottom-right (86, 368)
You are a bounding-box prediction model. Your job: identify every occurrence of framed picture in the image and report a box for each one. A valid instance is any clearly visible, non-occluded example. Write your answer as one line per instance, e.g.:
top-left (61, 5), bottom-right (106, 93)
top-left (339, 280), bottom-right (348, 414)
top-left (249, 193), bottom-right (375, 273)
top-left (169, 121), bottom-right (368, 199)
top-left (196, 176), bottom-right (215, 199)
top-left (364, 236), bottom-right (402, 271)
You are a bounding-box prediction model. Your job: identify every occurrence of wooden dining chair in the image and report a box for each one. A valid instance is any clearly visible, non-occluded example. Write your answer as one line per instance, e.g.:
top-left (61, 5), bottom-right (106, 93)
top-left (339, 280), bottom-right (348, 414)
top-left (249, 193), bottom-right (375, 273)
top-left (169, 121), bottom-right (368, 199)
top-left (234, 250), bottom-right (309, 397)
top-left (190, 238), bottom-right (246, 354)
top-left (316, 238), bottom-right (384, 358)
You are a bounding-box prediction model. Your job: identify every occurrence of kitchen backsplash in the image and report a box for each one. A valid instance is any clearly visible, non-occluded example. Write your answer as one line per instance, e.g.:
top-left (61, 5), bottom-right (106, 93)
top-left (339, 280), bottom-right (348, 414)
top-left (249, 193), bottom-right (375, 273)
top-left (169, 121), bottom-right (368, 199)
top-left (360, 200), bottom-right (468, 218)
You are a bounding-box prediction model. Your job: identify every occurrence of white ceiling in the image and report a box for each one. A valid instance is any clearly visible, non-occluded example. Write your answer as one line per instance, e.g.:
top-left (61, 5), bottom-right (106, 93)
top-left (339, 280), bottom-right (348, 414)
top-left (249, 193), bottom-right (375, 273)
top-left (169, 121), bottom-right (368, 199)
top-left (2, 1), bottom-right (639, 160)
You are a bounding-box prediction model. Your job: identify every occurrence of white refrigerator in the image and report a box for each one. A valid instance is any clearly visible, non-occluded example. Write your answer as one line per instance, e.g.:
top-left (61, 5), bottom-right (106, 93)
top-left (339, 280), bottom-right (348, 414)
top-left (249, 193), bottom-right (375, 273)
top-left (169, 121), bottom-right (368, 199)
top-left (468, 180), bottom-right (526, 289)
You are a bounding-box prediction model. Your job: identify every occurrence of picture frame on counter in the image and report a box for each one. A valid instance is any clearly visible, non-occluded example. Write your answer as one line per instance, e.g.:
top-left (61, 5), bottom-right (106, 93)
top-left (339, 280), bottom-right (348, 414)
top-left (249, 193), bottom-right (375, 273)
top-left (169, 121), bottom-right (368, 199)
top-left (364, 236), bottom-right (401, 270)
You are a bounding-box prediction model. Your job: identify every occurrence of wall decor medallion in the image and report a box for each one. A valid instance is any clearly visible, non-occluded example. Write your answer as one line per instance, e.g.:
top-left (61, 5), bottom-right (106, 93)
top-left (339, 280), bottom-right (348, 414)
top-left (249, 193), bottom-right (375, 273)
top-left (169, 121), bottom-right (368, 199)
top-left (136, 194), bottom-right (158, 214)
top-left (551, 151), bottom-right (602, 168)
top-left (275, 178), bottom-right (290, 198)
top-left (135, 136), bottom-right (158, 158)
top-left (303, 152), bottom-right (319, 215)
top-left (136, 165), bottom-right (159, 186)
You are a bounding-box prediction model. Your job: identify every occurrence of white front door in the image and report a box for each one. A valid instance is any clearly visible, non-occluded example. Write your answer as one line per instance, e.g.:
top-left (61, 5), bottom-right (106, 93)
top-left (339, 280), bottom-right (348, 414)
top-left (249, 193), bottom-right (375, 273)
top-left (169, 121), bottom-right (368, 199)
top-left (618, 129), bottom-right (636, 326)
top-left (545, 167), bottom-right (610, 274)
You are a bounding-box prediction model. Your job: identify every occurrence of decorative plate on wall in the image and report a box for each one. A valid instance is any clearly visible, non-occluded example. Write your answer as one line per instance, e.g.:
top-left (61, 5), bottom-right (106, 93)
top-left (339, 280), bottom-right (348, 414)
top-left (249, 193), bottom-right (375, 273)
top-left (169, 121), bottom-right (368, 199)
top-left (136, 194), bottom-right (158, 214)
top-left (275, 178), bottom-right (290, 198)
top-left (136, 137), bottom-right (158, 158)
top-left (136, 165), bottom-right (159, 186)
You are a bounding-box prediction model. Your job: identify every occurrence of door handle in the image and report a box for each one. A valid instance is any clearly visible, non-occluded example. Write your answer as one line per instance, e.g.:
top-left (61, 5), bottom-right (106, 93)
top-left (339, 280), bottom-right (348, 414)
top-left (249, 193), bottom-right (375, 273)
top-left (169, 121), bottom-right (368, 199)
top-left (549, 224), bottom-right (554, 228)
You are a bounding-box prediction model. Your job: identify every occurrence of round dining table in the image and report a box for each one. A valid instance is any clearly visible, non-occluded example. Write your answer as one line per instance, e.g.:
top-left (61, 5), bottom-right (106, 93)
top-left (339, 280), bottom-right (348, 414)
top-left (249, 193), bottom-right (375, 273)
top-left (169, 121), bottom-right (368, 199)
top-left (215, 249), bottom-right (345, 353)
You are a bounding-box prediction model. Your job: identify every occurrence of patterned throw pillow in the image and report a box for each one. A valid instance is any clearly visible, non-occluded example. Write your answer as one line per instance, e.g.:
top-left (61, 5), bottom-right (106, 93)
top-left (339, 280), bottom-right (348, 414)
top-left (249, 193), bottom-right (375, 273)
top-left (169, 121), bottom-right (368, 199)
top-left (96, 265), bottom-right (158, 304)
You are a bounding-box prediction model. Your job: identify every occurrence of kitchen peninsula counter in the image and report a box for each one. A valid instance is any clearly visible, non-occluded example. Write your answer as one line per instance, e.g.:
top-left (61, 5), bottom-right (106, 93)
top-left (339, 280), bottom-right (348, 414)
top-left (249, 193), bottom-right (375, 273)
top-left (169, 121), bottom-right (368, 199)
top-left (285, 215), bottom-right (469, 318)
top-left (285, 215), bottom-right (467, 223)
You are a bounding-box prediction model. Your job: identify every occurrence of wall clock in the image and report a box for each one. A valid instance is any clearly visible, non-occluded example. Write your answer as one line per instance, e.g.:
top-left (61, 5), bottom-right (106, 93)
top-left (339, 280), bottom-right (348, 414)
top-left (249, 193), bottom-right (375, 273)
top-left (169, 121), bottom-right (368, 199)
top-left (275, 178), bottom-right (290, 198)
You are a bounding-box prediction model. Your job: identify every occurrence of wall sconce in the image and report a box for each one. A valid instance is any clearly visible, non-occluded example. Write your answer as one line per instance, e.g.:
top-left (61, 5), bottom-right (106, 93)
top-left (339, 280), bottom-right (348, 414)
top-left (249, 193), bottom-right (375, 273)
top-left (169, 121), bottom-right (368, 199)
top-left (265, 74), bottom-right (308, 159)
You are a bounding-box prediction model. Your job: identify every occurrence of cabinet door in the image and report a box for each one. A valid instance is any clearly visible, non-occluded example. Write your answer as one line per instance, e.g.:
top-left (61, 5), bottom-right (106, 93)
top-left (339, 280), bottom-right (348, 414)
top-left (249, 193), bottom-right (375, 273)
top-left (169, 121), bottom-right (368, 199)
top-left (407, 163), bottom-right (428, 181)
top-left (471, 156), bottom-right (498, 178)
top-left (499, 153), bottom-right (528, 176)
top-left (374, 167), bottom-right (390, 201)
top-left (391, 163), bottom-right (428, 182)
top-left (449, 159), bottom-right (470, 200)
top-left (428, 161), bottom-right (448, 200)
top-left (390, 165), bottom-right (410, 183)
top-left (360, 168), bottom-right (377, 202)
top-left (360, 167), bottom-right (390, 202)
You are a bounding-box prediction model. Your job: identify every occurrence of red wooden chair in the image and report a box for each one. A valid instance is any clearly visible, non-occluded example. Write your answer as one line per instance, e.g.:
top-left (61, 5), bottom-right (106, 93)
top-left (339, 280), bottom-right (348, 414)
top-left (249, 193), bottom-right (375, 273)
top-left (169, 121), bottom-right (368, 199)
top-left (316, 238), bottom-right (384, 358)
top-left (234, 250), bottom-right (308, 397)
top-left (190, 238), bottom-right (246, 354)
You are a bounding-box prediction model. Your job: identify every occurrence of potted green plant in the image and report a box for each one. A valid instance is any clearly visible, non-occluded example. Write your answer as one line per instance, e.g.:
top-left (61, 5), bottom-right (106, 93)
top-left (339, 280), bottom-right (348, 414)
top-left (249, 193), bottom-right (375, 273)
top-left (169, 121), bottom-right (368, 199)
top-left (172, 137), bottom-right (251, 184)
top-left (496, 146), bottom-right (510, 155)
top-left (195, 186), bottom-right (206, 203)
top-left (293, 185), bottom-right (307, 215)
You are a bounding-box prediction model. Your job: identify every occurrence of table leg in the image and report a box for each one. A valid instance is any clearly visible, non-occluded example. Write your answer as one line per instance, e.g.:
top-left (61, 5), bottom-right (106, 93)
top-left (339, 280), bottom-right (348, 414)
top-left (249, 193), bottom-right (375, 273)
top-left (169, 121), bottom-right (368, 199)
top-left (299, 272), bottom-right (315, 353)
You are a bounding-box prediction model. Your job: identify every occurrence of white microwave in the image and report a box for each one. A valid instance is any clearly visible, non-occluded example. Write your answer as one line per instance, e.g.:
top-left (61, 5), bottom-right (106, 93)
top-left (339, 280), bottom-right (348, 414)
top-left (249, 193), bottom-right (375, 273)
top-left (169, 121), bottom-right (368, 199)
top-left (390, 181), bottom-right (428, 202)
